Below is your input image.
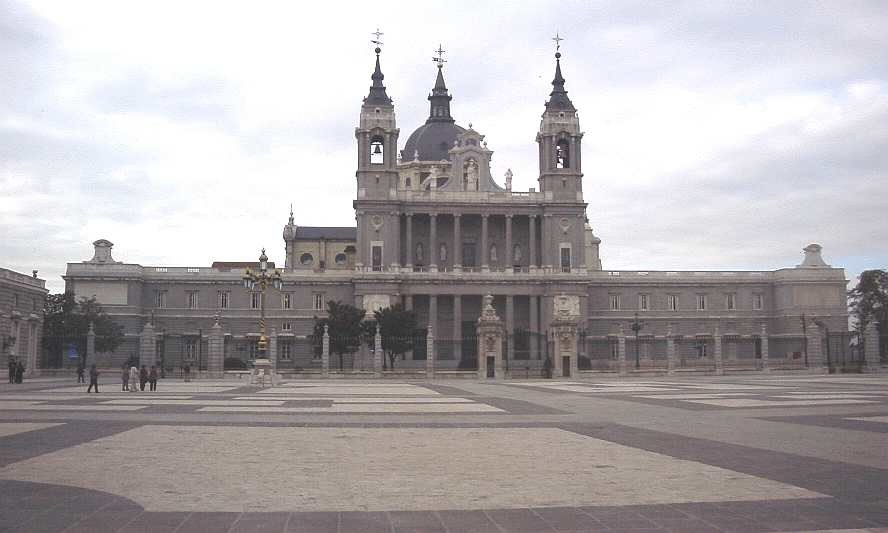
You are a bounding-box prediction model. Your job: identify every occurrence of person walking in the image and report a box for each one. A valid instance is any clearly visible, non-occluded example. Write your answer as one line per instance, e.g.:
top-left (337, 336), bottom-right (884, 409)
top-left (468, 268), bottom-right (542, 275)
top-left (121, 366), bottom-right (129, 392)
top-left (77, 363), bottom-right (85, 384)
top-left (148, 365), bottom-right (158, 391)
top-left (14, 361), bottom-right (24, 384)
top-left (8, 359), bottom-right (15, 384)
top-left (129, 366), bottom-right (139, 392)
top-left (87, 364), bottom-right (99, 393)
top-left (139, 365), bottom-right (148, 391)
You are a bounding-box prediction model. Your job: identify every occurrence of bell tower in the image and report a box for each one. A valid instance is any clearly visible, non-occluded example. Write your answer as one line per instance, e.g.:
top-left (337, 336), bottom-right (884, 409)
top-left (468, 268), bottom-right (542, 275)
top-left (536, 47), bottom-right (583, 201)
top-left (354, 38), bottom-right (401, 270)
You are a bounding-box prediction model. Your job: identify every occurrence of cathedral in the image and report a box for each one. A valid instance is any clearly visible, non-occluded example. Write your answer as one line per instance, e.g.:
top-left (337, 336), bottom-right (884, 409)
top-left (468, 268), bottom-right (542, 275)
top-left (61, 45), bottom-right (859, 377)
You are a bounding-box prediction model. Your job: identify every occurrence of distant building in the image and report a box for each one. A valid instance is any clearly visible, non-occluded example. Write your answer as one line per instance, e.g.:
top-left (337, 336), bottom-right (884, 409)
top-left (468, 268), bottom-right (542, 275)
top-left (63, 48), bottom-right (850, 375)
top-left (1, 267), bottom-right (47, 376)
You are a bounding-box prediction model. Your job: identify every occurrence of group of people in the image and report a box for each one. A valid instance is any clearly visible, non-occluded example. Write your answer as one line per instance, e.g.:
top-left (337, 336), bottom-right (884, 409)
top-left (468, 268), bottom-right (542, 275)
top-left (7, 359), bottom-right (25, 384)
top-left (121, 365), bottom-right (158, 392)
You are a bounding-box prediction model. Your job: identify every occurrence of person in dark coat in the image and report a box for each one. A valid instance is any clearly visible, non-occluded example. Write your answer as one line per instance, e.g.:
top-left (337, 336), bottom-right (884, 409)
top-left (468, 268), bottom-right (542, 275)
top-left (87, 364), bottom-right (99, 393)
top-left (8, 359), bottom-right (15, 383)
top-left (14, 361), bottom-right (24, 384)
top-left (77, 363), bottom-right (85, 384)
top-left (121, 366), bottom-right (129, 391)
top-left (139, 365), bottom-right (148, 391)
top-left (148, 365), bottom-right (158, 391)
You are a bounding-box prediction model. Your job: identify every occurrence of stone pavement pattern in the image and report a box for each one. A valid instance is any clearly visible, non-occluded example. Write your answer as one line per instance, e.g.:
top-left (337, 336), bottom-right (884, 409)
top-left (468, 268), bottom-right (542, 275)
top-left (0, 375), bottom-right (887, 532)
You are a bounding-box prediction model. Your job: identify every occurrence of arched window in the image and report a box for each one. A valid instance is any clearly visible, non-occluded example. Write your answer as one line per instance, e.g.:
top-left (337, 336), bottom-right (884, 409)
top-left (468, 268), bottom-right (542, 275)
top-left (370, 135), bottom-right (385, 164)
top-left (405, 177), bottom-right (412, 188)
top-left (555, 139), bottom-right (570, 169)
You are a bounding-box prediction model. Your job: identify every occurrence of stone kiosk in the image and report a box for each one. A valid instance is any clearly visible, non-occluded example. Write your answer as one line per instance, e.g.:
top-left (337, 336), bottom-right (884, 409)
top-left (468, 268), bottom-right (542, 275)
top-left (551, 294), bottom-right (580, 378)
top-left (476, 295), bottom-right (505, 379)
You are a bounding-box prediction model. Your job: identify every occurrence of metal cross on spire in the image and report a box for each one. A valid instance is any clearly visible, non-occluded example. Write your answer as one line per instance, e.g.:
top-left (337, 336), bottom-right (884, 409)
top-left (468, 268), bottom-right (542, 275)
top-left (371, 27), bottom-right (384, 48)
top-left (432, 44), bottom-right (447, 67)
top-left (552, 32), bottom-right (564, 52)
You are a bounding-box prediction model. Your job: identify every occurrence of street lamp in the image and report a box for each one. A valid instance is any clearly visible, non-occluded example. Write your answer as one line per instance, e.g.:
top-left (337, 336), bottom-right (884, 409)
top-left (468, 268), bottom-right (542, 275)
top-left (242, 248), bottom-right (283, 360)
top-left (630, 312), bottom-right (644, 370)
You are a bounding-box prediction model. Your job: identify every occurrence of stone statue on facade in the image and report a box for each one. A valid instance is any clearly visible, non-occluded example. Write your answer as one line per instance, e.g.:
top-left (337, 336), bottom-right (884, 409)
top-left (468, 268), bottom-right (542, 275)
top-left (489, 244), bottom-right (497, 263)
top-left (415, 243), bottom-right (424, 264)
top-left (439, 243), bottom-right (447, 263)
top-left (504, 168), bottom-right (513, 191)
top-left (466, 159), bottom-right (479, 191)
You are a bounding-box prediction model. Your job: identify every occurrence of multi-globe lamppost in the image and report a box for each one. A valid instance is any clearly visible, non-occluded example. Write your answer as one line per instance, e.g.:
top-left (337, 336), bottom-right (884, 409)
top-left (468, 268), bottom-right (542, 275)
top-left (242, 249), bottom-right (283, 360)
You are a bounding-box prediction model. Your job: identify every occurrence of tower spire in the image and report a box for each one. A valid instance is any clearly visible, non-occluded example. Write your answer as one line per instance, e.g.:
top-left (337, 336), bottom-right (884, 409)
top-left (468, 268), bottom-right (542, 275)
top-left (427, 44), bottom-right (454, 123)
top-left (364, 29), bottom-right (392, 106)
top-left (546, 33), bottom-right (575, 111)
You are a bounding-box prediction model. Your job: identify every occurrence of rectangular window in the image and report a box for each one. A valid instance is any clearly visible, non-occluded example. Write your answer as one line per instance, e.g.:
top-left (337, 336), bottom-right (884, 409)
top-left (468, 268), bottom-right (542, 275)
top-left (371, 244), bottom-right (383, 272)
top-left (609, 295), bottom-right (621, 310)
top-left (184, 339), bottom-right (196, 361)
top-left (610, 342), bottom-right (619, 359)
top-left (697, 294), bottom-right (707, 310)
top-left (725, 293), bottom-right (736, 311)
top-left (696, 342), bottom-right (708, 358)
top-left (667, 294), bottom-right (678, 311)
top-left (560, 245), bottom-right (571, 273)
top-left (638, 294), bottom-right (649, 311)
top-left (155, 290), bottom-right (167, 308)
top-left (187, 291), bottom-right (199, 309)
top-left (281, 322), bottom-right (292, 331)
top-left (313, 293), bottom-right (324, 311)
top-left (248, 341), bottom-right (258, 360)
top-left (251, 292), bottom-right (262, 310)
top-left (752, 294), bottom-right (763, 310)
top-left (280, 343), bottom-right (292, 361)
top-left (219, 291), bottom-right (230, 309)
top-left (282, 293), bottom-right (292, 310)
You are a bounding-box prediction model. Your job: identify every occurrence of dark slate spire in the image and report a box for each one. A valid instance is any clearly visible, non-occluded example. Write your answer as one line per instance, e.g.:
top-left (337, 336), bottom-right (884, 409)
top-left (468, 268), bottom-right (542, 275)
top-left (545, 52), bottom-right (575, 111)
top-left (364, 47), bottom-right (392, 106)
top-left (427, 64), bottom-right (454, 123)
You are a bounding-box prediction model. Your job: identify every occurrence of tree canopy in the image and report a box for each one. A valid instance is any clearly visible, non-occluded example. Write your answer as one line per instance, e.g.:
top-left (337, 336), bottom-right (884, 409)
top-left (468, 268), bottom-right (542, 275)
top-left (312, 300), bottom-right (365, 370)
top-left (849, 269), bottom-right (888, 335)
top-left (373, 304), bottom-right (417, 369)
top-left (43, 292), bottom-right (124, 367)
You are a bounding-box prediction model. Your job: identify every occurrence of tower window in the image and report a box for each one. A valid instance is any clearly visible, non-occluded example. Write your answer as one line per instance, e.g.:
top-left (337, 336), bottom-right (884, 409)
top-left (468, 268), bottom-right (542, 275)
top-left (555, 139), bottom-right (570, 169)
top-left (370, 135), bottom-right (385, 164)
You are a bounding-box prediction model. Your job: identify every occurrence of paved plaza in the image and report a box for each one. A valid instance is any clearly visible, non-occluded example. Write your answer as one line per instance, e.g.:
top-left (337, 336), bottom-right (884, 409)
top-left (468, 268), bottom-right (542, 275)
top-left (1, 375), bottom-right (887, 532)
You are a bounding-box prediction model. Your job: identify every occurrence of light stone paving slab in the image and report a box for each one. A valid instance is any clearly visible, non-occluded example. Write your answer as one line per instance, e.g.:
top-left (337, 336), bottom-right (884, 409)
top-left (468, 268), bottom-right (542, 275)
top-left (41, 384), bottom-right (241, 394)
top-left (0, 401), bottom-right (147, 411)
top-left (846, 416), bottom-right (888, 424)
top-left (687, 398), bottom-right (881, 408)
top-left (782, 390), bottom-right (888, 396)
top-left (234, 396), bottom-right (475, 403)
top-left (0, 394), bottom-right (194, 401)
top-left (680, 384), bottom-right (799, 390)
top-left (101, 399), bottom-right (287, 406)
top-left (256, 386), bottom-right (440, 396)
top-left (0, 422), bottom-right (63, 438)
top-left (773, 395), bottom-right (879, 400)
top-left (636, 393), bottom-right (752, 400)
top-left (0, 426), bottom-right (824, 512)
top-left (511, 384), bottom-right (677, 393)
top-left (197, 403), bottom-right (505, 413)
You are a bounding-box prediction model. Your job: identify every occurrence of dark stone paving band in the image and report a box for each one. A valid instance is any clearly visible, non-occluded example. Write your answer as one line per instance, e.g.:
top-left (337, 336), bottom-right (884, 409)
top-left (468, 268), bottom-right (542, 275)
top-left (758, 413), bottom-right (888, 434)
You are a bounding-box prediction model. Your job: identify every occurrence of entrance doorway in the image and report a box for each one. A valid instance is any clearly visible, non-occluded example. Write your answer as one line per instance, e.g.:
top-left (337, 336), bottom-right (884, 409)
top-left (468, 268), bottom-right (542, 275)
top-left (486, 356), bottom-right (495, 378)
top-left (562, 356), bottom-right (571, 377)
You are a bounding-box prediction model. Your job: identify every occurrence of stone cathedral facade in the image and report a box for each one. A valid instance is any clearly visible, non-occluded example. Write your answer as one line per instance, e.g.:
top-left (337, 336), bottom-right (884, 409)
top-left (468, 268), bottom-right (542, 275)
top-left (62, 48), bottom-right (865, 376)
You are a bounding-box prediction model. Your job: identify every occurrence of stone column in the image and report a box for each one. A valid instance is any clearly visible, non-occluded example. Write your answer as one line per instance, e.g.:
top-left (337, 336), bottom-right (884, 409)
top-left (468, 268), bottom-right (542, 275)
top-left (374, 326), bottom-right (383, 377)
top-left (481, 214), bottom-right (489, 272)
top-left (529, 215), bottom-right (537, 272)
top-left (86, 322), bottom-right (96, 368)
top-left (506, 296), bottom-right (514, 373)
top-left (429, 213), bottom-right (438, 272)
top-left (618, 324), bottom-right (628, 375)
top-left (405, 214), bottom-right (413, 269)
top-left (268, 327), bottom-right (278, 376)
top-left (428, 295), bottom-right (438, 339)
top-left (426, 325), bottom-right (435, 379)
top-left (529, 296), bottom-right (539, 359)
top-left (713, 324), bottom-right (723, 375)
top-left (760, 323), bottom-right (770, 372)
top-left (541, 215), bottom-right (550, 271)
top-left (505, 215), bottom-right (513, 273)
top-left (139, 321), bottom-right (156, 369)
top-left (666, 324), bottom-right (676, 374)
top-left (404, 295), bottom-right (413, 311)
top-left (25, 322), bottom-right (38, 377)
top-left (207, 319), bottom-right (224, 377)
top-left (453, 295), bottom-right (462, 363)
top-left (453, 214), bottom-right (462, 272)
top-left (321, 324), bottom-right (330, 377)
top-left (864, 322), bottom-right (881, 371)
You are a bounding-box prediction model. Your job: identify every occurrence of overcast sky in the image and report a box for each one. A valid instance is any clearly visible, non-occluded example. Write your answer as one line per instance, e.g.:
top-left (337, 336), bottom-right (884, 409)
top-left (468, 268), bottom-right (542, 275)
top-left (2, 0), bottom-right (886, 294)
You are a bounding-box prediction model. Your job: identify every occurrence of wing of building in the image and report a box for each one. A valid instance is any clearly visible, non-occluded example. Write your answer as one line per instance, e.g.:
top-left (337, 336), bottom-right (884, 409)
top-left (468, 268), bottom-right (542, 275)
top-left (62, 48), bottom-right (857, 376)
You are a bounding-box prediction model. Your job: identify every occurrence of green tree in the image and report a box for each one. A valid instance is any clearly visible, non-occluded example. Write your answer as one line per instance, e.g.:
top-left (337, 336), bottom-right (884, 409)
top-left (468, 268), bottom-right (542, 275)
top-left (312, 300), bottom-right (365, 370)
top-left (43, 292), bottom-right (124, 367)
top-left (373, 304), bottom-right (417, 370)
top-left (849, 269), bottom-right (888, 343)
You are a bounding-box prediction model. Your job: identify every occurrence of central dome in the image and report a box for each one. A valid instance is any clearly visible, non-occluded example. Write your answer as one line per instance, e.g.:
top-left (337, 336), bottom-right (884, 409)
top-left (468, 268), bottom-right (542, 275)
top-left (401, 121), bottom-right (466, 162)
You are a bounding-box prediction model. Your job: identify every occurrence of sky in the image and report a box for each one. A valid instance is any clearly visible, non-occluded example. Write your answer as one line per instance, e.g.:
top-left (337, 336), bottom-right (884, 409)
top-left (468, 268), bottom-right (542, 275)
top-left (1, 0), bottom-right (886, 294)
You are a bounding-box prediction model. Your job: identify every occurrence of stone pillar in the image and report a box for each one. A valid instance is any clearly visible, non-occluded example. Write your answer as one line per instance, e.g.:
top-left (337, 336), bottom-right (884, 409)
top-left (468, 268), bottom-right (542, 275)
top-left (618, 324), bottom-right (628, 375)
top-left (760, 323), bottom-right (770, 372)
top-left (207, 319), bottom-right (224, 377)
top-left (505, 215), bottom-right (513, 273)
top-left (541, 215), bottom-right (550, 270)
top-left (404, 295), bottom-right (413, 311)
top-left (429, 213), bottom-right (438, 272)
top-left (405, 214), bottom-right (413, 269)
top-left (453, 214), bottom-right (462, 272)
top-left (139, 321), bottom-right (156, 369)
top-left (529, 295), bottom-right (539, 359)
top-left (426, 325), bottom-right (435, 379)
top-left (86, 322), bottom-right (96, 368)
top-left (529, 215), bottom-right (537, 272)
top-left (429, 295), bottom-right (438, 337)
top-left (374, 326), bottom-right (383, 377)
top-left (25, 322), bottom-right (38, 377)
top-left (268, 327), bottom-right (278, 376)
top-left (807, 326), bottom-right (824, 369)
top-left (506, 296), bottom-right (514, 371)
top-left (321, 324), bottom-right (330, 377)
top-left (713, 324), bottom-right (723, 375)
top-left (666, 324), bottom-right (676, 374)
top-left (453, 295), bottom-right (462, 362)
top-left (864, 322), bottom-right (881, 371)
top-left (476, 295), bottom-right (505, 379)
top-left (481, 214), bottom-right (489, 272)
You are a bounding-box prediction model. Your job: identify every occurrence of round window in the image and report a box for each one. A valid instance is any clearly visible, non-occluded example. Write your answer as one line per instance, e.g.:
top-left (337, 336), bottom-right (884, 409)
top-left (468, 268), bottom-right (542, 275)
top-left (335, 253), bottom-right (347, 265)
top-left (299, 253), bottom-right (313, 266)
